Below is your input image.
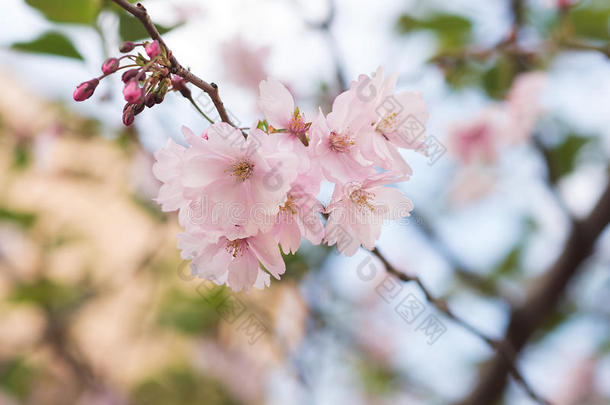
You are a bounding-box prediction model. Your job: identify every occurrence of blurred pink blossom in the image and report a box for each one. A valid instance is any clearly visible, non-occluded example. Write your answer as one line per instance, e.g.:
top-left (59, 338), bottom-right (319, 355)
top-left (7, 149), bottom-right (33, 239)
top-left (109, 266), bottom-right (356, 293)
top-left (221, 36), bottom-right (270, 90)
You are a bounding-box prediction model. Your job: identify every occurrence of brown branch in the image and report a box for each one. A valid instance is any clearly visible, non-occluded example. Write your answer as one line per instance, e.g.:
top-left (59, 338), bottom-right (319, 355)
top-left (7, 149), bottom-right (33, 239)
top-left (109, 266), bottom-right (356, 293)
top-left (459, 177), bottom-right (610, 405)
top-left (371, 248), bottom-right (551, 405)
top-left (111, 0), bottom-right (236, 126)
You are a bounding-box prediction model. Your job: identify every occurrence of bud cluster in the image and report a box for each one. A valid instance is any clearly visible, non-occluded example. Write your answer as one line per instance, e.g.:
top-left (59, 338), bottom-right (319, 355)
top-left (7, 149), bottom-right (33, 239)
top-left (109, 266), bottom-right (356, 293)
top-left (73, 40), bottom-right (192, 126)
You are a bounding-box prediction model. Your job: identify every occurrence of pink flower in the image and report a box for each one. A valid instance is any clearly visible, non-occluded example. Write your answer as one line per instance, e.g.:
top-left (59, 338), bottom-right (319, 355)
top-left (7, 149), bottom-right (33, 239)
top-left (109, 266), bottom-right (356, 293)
top-left (144, 40), bottom-right (161, 59)
top-left (448, 107), bottom-right (506, 164)
top-left (325, 173), bottom-right (413, 256)
top-left (153, 136), bottom-right (187, 213)
top-left (258, 78), bottom-right (312, 147)
top-left (505, 71), bottom-right (547, 143)
top-left (349, 67), bottom-right (429, 174)
top-left (123, 80), bottom-right (143, 104)
top-left (155, 122), bottom-right (298, 238)
top-left (73, 79), bottom-right (99, 101)
top-left (178, 230), bottom-right (284, 292)
top-left (272, 176), bottom-right (324, 254)
top-left (222, 36), bottom-right (269, 90)
top-left (311, 93), bottom-right (373, 183)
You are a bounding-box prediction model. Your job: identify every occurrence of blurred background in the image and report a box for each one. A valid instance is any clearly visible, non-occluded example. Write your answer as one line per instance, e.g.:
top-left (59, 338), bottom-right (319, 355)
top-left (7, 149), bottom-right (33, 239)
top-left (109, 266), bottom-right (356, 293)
top-left (0, 0), bottom-right (609, 404)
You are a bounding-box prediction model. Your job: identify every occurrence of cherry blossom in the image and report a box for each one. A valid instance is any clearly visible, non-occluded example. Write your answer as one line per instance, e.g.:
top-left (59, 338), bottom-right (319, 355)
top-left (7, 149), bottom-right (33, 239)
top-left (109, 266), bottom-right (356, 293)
top-left (221, 36), bottom-right (270, 90)
top-left (178, 230), bottom-right (283, 292)
top-left (150, 68), bottom-right (423, 289)
top-left (325, 173), bottom-right (413, 256)
top-left (272, 176), bottom-right (324, 254)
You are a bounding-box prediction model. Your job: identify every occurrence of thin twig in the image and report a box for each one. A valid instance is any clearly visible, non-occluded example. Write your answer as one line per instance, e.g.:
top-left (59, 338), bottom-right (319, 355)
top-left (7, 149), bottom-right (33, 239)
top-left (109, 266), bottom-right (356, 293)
top-left (111, 0), bottom-right (236, 126)
top-left (370, 248), bottom-right (551, 405)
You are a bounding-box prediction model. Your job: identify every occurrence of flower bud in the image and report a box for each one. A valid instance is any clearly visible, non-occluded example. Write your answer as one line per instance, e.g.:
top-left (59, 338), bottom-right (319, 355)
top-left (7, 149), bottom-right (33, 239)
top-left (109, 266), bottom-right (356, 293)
top-left (134, 103), bottom-right (145, 115)
top-left (121, 68), bottom-right (140, 83)
top-left (145, 93), bottom-right (156, 108)
top-left (73, 79), bottom-right (99, 102)
top-left (120, 41), bottom-right (135, 53)
top-left (154, 92), bottom-right (165, 104)
top-left (144, 40), bottom-right (161, 59)
top-left (171, 74), bottom-right (191, 98)
top-left (101, 58), bottom-right (120, 75)
top-left (123, 80), bottom-right (144, 104)
top-left (123, 104), bottom-right (135, 126)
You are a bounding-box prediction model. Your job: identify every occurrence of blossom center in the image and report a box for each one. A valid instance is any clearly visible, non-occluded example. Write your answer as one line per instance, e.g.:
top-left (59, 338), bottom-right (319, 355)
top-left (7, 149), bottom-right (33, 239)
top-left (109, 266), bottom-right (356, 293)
top-left (228, 159), bottom-right (254, 182)
top-left (287, 108), bottom-right (311, 146)
top-left (225, 239), bottom-right (246, 257)
top-left (375, 112), bottom-right (398, 137)
top-left (279, 194), bottom-right (298, 216)
top-left (349, 188), bottom-right (375, 211)
top-left (329, 131), bottom-right (355, 153)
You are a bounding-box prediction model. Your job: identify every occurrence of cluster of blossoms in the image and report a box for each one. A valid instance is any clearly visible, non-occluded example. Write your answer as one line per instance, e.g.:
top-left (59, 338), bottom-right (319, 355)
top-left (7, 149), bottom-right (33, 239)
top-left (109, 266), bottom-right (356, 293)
top-left (447, 72), bottom-right (547, 204)
top-left (153, 67), bottom-right (429, 291)
top-left (73, 40), bottom-right (191, 126)
top-left (448, 71), bottom-right (547, 166)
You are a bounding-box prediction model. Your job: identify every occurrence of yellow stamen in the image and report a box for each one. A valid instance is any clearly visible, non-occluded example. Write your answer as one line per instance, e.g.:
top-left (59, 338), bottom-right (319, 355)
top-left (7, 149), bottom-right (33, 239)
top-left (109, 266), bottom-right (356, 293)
top-left (228, 160), bottom-right (254, 182)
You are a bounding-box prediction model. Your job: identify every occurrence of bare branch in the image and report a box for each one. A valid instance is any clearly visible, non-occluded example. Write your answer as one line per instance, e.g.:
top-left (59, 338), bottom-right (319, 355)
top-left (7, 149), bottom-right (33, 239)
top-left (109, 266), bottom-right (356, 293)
top-left (370, 248), bottom-right (551, 405)
top-left (459, 176), bottom-right (610, 405)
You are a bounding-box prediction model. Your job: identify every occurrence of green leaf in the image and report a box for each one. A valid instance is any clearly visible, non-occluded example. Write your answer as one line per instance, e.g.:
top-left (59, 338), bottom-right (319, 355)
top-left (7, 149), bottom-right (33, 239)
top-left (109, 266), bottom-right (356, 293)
top-left (12, 31), bottom-right (83, 60)
top-left (0, 206), bottom-right (37, 229)
top-left (10, 278), bottom-right (93, 313)
top-left (132, 365), bottom-right (240, 405)
top-left (0, 358), bottom-right (37, 400)
top-left (25, 0), bottom-right (101, 24)
top-left (156, 289), bottom-right (220, 335)
top-left (548, 135), bottom-right (589, 180)
top-left (397, 13), bottom-right (472, 48)
top-left (492, 244), bottom-right (522, 279)
top-left (568, 6), bottom-right (610, 41)
top-left (13, 142), bottom-right (31, 170)
top-left (482, 55), bottom-right (517, 99)
top-left (119, 13), bottom-right (178, 41)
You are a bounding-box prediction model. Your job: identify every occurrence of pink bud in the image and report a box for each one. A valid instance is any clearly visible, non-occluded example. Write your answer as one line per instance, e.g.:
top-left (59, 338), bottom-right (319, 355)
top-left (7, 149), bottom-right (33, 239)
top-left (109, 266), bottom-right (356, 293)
top-left (73, 79), bottom-right (99, 102)
top-left (123, 104), bottom-right (135, 126)
top-left (121, 68), bottom-right (139, 83)
top-left (120, 41), bottom-right (135, 53)
top-left (144, 40), bottom-right (161, 59)
top-left (123, 80), bottom-right (144, 104)
top-left (102, 58), bottom-right (119, 75)
top-left (171, 74), bottom-right (191, 98)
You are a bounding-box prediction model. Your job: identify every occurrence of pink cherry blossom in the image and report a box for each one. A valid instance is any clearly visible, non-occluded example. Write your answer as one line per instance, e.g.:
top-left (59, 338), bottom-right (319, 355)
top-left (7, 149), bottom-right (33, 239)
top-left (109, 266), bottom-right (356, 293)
top-left (349, 67), bottom-right (429, 174)
top-left (178, 230), bottom-right (284, 292)
top-left (311, 93), bottom-right (374, 183)
top-left (272, 176), bottom-right (324, 254)
top-left (448, 107), bottom-right (506, 165)
top-left (258, 78), bottom-right (314, 176)
top-left (221, 36), bottom-right (269, 90)
top-left (325, 173), bottom-right (413, 256)
top-left (163, 122), bottom-right (298, 238)
top-left (505, 71), bottom-right (547, 143)
top-left (152, 137), bottom-right (187, 213)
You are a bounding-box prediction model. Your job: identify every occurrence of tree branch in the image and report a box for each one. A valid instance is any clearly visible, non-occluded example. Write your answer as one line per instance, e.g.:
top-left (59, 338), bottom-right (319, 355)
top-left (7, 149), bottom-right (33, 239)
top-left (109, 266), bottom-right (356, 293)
top-left (370, 248), bottom-right (551, 405)
top-left (111, 0), bottom-right (236, 126)
top-left (458, 177), bottom-right (610, 405)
